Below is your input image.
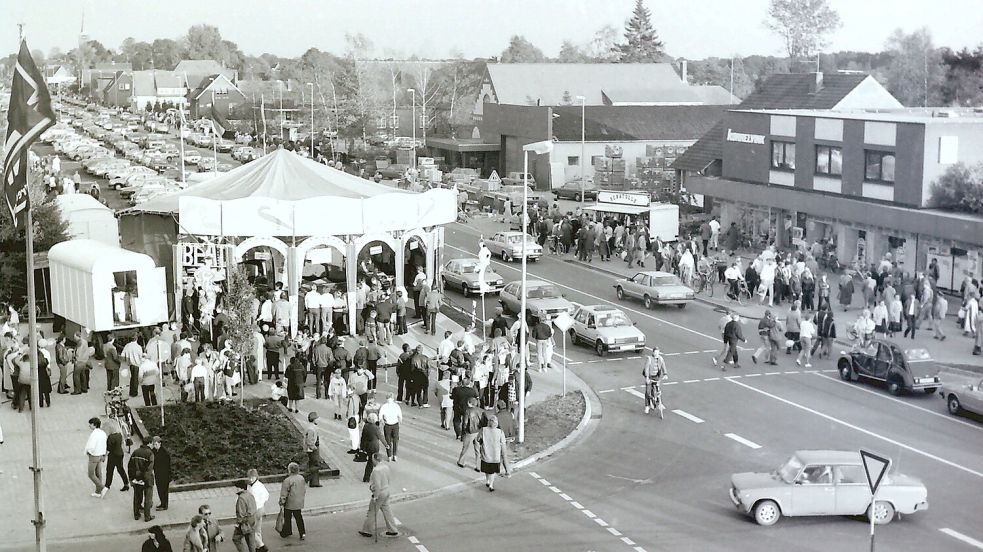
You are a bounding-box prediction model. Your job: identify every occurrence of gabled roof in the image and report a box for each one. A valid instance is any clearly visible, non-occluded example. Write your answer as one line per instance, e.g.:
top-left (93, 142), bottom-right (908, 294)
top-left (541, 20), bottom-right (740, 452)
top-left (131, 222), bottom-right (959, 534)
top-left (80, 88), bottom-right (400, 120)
top-left (672, 73), bottom-right (895, 172)
top-left (487, 63), bottom-right (692, 106)
top-left (551, 105), bottom-right (727, 142)
top-left (237, 79), bottom-right (303, 101)
top-left (175, 60), bottom-right (235, 88)
top-left (188, 74), bottom-right (244, 101)
top-left (131, 70), bottom-right (187, 97)
top-left (93, 62), bottom-right (131, 72)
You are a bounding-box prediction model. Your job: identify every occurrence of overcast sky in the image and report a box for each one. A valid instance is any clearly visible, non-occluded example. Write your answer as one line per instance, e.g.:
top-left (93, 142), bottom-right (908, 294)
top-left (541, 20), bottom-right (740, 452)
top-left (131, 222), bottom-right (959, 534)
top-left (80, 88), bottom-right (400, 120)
top-left (4, 0), bottom-right (982, 61)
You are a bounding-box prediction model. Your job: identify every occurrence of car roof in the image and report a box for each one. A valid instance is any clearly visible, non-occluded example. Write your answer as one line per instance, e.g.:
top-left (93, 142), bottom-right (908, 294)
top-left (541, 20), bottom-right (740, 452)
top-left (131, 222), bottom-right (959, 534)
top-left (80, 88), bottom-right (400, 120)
top-left (522, 279), bottom-right (552, 287)
top-left (639, 271), bottom-right (675, 278)
top-left (582, 304), bottom-right (620, 313)
top-left (794, 450), bottom-right (864, 466)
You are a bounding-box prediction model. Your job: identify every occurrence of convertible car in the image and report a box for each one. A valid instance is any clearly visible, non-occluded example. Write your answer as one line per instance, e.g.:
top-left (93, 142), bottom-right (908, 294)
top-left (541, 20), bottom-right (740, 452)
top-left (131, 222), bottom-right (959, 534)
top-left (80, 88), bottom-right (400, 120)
top-left (837, 340), bottom-right (941, 395)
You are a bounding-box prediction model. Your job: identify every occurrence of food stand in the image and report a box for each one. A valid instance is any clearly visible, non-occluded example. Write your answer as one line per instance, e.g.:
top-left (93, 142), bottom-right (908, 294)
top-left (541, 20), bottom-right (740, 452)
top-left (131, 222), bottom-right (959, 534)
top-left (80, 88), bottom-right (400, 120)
top-left (584, 190), bottom-right (679, 242)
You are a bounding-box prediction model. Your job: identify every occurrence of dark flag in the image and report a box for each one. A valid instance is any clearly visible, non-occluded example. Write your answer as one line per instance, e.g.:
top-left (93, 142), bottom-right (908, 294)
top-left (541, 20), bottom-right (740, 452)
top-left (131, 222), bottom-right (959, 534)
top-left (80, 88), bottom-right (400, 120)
top-left (208, 100), bottom-right (232, 139)
top-left (2, 40), bottom-right (56, 226)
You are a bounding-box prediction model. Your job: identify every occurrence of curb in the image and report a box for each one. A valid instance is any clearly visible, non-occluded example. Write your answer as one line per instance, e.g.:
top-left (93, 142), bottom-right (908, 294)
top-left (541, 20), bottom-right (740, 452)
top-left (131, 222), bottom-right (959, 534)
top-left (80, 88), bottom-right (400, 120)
top-left (48, 371), bottom-right (603, 545)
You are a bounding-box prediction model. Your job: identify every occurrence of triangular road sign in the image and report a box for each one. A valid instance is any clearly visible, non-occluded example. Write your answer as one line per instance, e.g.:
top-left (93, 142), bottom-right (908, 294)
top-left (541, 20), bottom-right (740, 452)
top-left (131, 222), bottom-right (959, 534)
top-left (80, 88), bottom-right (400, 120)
top-left (860, 450), bottom-right (891, 495)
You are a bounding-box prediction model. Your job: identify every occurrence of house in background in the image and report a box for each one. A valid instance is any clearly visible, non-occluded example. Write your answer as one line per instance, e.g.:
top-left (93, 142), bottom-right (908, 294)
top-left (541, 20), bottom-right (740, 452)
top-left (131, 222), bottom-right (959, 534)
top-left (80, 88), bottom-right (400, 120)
top-left (130, 70), bottom-right (189, 111)
top-left (174, 59), bottom-right (237, 90)
top-left (45, 65), bottom-right (77, 88)
top-left (187, 73), bottom-right (246, 118)
top-left (84, 61), bottom-right (131, 100)
top-left (102, 71), bottom-right (133, 108)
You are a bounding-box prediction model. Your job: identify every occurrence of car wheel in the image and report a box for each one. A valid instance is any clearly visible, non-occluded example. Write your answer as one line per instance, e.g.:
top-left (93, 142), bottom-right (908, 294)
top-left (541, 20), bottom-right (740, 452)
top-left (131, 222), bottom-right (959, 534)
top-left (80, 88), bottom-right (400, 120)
top-left (838, 360), bottom-right (853, 381)
top-left (753, 500), bottom-right (781, 526)
top-left (616, 287), bottom-right (625, 301)
top-left (595, 341), bottom-right (606, 357)
top-left (643, 295), bottom-right (653, 309)
top-left (948, 394), bottom-right (961, 414)
top-left (569, 329), bottom-right (578, 345)
top-left (461, 283), bottom-right (470, 298)
top-left (502, 251), bottom-right (513, 263)
top-left (887, 377), bottom-right (903, 396)
top-left (574, 193), bottom-right (581, 202)
top-left (867, 501), bottom-right (895, 525)
top-left (677, 303), bottom-right (686, 309)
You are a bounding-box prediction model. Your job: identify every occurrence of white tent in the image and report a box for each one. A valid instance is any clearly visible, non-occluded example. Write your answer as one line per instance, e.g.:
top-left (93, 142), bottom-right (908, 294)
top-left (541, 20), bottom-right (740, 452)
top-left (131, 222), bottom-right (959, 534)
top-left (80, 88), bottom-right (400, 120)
top-left (54, 194), bottom-right (120, 247)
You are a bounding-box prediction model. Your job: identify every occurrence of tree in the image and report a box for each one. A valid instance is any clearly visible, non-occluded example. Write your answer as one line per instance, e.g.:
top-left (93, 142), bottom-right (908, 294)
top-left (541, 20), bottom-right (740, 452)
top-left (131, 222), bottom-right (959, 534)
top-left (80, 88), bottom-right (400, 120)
top-left (0, 177), bottom-right (69, 306)
top-left (613, 0), bottom-right (666, 63)
top-left (182, 25), bottom-right (244, 70)
top-left (765, 0), bottom-right (841, 66)
top-left (151, 39), bottom-right (181, 69)
top-left (883, 28), bottom-right (945, 107)
top-left (588, 25), bottom-right (620, 62)
top-left (431, 58), bottom-right (485, 136)
top-left (557, 41), bottom-right (590, 63)
top-left (928, 163), bottom-right (983, 214)
top-left (500, 35), bottom-right (545, 63)
top-left (941, 46), bottom-right (983, 107)
top-left (222, 266), bottom-right (256, 403)
top-left (688, 57), bottom-right (753, 99)
top-left (334, 33), bottom-right (377, 142)
top-left (119, 38), bottom-right (154, 70)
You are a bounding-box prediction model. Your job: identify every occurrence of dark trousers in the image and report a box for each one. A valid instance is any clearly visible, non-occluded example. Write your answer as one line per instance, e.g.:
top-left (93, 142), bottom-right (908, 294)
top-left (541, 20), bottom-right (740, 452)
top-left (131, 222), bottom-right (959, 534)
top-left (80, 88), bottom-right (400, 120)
top-left (313, 366), bottom-right (326, 399)
top-left (362, 453), bottom-right (377, 482)
top-left (265, 351), bottom-right (281, 378)
top-left (308, 449), bottom-right (321, 487)
top-left (384, 423), bottom-right (399, 458)
top-left (280, 508), bottom-right (305, 537)
top-left (132, 482), bottom-right (153, 520)
top-left (453, 410), bottom-right (464, 439)
top-left (396, 375), bottom-right (408, 401)
top-left (14, 383), bottom-right (31, 411)
top-left (155, 477), bottom-right (169, 508)
top-left (367, 360), bottom-right (377, 390)
top-left (106, 368), bottom-right (119, 390)
top-left (724, 339), bottom-right (739, 365)
top-left (193, 377), bottom-right (205, 402)
top-left (358, 393), bottom-right (368, 417)
top-left (141, 384), bottom-right (158, 406)
top-left (128, 366), bottom-right (140, 397)
top-left (72, 363), bottom-right (90, 393)
top-left (904, 314), bottom-right (917, 338)
top-left (702, 239), bottom-right (709, 255)
top-left (105, 454), bottom-right (129, 489)
top-left (414, 374), bottom-right (429, 406)
top-left (396, 314), bottom-right (407, 335)
top-left (40, 390), bottom-right (51, 407)
top-left (426, 311), bottom-right (437, 335)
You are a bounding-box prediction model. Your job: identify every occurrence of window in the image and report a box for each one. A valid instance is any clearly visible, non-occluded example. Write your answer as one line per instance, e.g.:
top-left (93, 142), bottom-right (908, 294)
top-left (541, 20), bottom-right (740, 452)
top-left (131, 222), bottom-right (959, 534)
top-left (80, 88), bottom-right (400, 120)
top-left (591, 155), bottom-right (603, 166)
top-left (815, 145), bottom-right (842, 176)
top-left (390, 114), bottom-right (399, 128)
top-left (118, 82), bottom-right (130, 91)
top-left (567, 156), bottom-right (579, 166)
top-left (771, 141), bottom-right (796, 170)
top-left (865, 150), bottom-right (895, 183)
top-left (834, 465), bottom-right (865, 485)
top-left (376, 116), bottom-right (387, 129)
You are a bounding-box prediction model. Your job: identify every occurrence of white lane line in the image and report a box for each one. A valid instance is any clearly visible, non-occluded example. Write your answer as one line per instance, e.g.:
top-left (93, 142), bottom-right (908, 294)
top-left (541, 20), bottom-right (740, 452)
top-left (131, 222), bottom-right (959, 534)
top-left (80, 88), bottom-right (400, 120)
top-left (784, 371), bottom-right (800, 375)
top-left (549, 486), bottom-right (562, 493)
top-left (727, 377), bottom-right (983, 479)
top-left (702, 349), bottom-right (718, 353)
top-left (568, 361), bottom-right (584, 366)
top-left (940, 528), bottom-right (983, 550)
top-left (528, 472), bottom-right (540, 478)
top-left (672, 409), bottom-right (705, 424)
top-left (684, 351), bottom-right (700, 354)
top-left (683, 379), bottom-right (700, 383)
top-left (745, 373), bottom-right (762, 377)
top-left (622, 536), bottom-right (637, 545)
top-left (822, 369), bottom-right (836, 373)
top-left (635, 547), bottom-right (649, 552)
top-left (559, 493), bottom-right (573, 501)
top-left (663, 381), bottom-right (679, 385)
top-left (408, 536), bottom-right (419, 544)
top-left (663, 352), bottom-right (681, 357)
top-left (582, 509), bottom-right (597, 518)
top-left (598, 389), bottom-right (615, 394)
top-left (765, 371), bottom-right (782, 376)
top-left (593, 517), bottom-right (609, 527)
top-left (725, 433), bottom-right (763, 449)
top-left (729, 375), bottom-right (742, 379)
top-left (415, 545), bottom-right (430, 552)
top-left (607, 527), bottom-right (623, 536)
top-left (539, 478), bottom-right (551, 486)
top-left (446, 242), bottom-right (723, 343)
top-left (703, 377), bottom-right (720, 381)
top-left (570, 501), bottom-right (585, 509)
top-left (623, 387), bottom-right (646, 399)
top-left (813, 373), bottom-right (983, 433)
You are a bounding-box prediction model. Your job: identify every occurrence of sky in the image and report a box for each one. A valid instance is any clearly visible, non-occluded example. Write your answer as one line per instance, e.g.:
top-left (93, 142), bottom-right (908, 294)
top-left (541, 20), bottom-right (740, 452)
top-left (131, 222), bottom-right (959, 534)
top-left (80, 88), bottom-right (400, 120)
top-left (3, 0), bottom-right (982, 61)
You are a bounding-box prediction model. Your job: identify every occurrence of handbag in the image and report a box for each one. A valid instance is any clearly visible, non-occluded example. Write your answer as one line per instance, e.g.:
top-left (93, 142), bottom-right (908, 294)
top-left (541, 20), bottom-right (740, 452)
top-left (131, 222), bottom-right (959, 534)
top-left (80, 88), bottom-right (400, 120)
top-left (353, 449), bottom-right (368, 463)
top-left (274, 507), bottom-right (285, 533)
top-left (347, 416), bottom-right (357, 430)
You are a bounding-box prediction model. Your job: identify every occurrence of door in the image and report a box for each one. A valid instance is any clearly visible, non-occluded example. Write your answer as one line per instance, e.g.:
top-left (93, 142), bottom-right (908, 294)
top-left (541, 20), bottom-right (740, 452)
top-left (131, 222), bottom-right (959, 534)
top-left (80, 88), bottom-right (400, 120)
top-left (628, 274), bottom-right (648, 299)
top-left (965, 380), bottom-right (983, 413)
top-left (834, 465), bottom-right (871, 515)
top-left (871, 343), bottom-right (892, 380)
top-left (789, 465), bottom-right (836, 516)
top-left (573, 308), bottom-right (590, 340)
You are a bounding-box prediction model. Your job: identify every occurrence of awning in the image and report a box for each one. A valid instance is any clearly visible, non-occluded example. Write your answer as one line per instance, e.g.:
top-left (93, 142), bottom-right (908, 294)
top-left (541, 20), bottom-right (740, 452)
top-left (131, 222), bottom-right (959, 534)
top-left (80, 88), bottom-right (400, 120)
top-left (583, 203), bottom-right (651, 215)
top-left (425, 137), bottom-right (499, 153)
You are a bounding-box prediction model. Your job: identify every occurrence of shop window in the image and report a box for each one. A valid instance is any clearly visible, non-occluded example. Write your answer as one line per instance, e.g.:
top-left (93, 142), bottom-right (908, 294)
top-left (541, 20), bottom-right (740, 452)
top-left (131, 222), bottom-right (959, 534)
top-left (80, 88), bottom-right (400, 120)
top-left (865, 150), bottom-right (895, 183)
top-left (567, 156), bottom-right (579, 166)
top-left (591, 155), bottom-right (603, 166)
top-left (771, 141), bottom-right (796, 171)
top-left (815, 145), bottom-right (842, 176)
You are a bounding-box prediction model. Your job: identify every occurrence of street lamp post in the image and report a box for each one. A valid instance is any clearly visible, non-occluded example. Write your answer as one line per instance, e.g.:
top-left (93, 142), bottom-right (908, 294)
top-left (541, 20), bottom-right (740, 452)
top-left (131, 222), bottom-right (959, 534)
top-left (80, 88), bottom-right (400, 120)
top-left (307, 82), bottom-right (314, 158)
top-left (407, 88), bottom-right (416, 170)
top-left (576, 95), bottom-right (586, 206)
top-left (518, 140), bottom-right (554, 444)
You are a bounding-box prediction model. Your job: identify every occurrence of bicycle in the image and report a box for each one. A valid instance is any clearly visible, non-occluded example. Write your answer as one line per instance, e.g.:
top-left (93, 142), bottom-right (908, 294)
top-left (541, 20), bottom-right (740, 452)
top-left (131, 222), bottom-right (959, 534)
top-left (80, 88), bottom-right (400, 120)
top-left (646, 379), bottom-right (665, 419)
top-left (695, 270), bottom-right (715, 297)
top-left (104, 386), bottom-right (133, 452)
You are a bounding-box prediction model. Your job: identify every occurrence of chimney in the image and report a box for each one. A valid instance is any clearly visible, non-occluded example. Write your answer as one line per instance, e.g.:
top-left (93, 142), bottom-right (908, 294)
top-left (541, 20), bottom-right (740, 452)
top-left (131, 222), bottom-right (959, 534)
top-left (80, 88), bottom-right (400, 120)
top-left (810, 71), bottom-right (824, 93)
top-left (680, 59), bottom-right (688, 84)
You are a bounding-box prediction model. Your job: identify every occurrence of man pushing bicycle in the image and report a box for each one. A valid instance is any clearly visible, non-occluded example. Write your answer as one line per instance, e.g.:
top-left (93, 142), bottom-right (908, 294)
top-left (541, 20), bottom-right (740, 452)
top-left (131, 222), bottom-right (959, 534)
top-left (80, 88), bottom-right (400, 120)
top-left (642, 347), bottom-right (668, 416)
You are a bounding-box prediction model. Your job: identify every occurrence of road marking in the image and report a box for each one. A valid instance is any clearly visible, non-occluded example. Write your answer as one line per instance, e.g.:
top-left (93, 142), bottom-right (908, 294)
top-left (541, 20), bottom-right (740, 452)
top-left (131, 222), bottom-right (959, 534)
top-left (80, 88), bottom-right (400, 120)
top-left (724, 433), bottom-right (763, 449)
top-left (765, 371), bottom-right (781, 376)
top-left (784, 371), bottom-right (800, 375)
top-left (582, 509), bottom-right (597, 518)
top-left (684, 351), bottom-right (700, 354)
top-left (727, 377), bottom-right (983, 479)
top-left (559, 493), bottom-right (573, 501)
top-left (702, 349), bottom-right (718, 353)
top-left (703, 377), bottom-right (720, 381)
top-left (745, 373), bottom-right (762, 377)
top-left (415, 545), bottom-right (430, 552)
top-left (598, 389), bottom-right (615, 394)
top-left (635, 547), bottom-right (648, 552)
top-left (570, 501), bottom-right (584, 509)
top-left (594, 517), bottom-right (610, 527)
top-left (527, 472), bottom-right (540, 478)
top-left (539, 478), bottom-right (551, 485)
top-left (940, 528), bottom-right (983, 550)
top-left (683, 379), bottom-right (700, 383)
top-left (622, 537), bottom-right (637, 545)
top-left (622, 387), bottom-right (646, 399)
top-left (549, 486), bottom-right (562, 493)
top-left (608, 528), bottom-right (623, 536)
top-left (408, 536), bottom-right (419, 544)
top-left (672, 409), bottom-right (705, 423)
top-left (663, 381), bottom-right (678, 385)
top-left (446, 242), bottom-right (723, 343)
top-left (813, 373), bottom-right (983, 433)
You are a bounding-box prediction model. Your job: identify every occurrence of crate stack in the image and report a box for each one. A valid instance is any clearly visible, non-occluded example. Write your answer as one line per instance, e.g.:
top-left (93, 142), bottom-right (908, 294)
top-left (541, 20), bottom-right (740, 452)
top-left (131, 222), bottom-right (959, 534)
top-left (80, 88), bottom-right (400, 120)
top-left (595, 145), bottom-right (627, 190)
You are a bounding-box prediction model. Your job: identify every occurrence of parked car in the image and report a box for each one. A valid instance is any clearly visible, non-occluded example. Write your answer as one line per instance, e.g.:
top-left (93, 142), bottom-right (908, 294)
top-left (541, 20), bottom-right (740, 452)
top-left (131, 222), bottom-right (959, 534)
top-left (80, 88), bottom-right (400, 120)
top-left (837, 341), bottom-right (941, 395)
top-left (183, 150), bottom-right (202, 164)
top-left (499, 279), bottom-right (574, 322)
top-left (569, 304), bottom-right (645, 356)
top-left (197, 157), bottom-right (217, 172)
top-left (215, 139), bottom-right (234, 153)
top-left (553, 179), bottom-right (598, 201)
top-left (440, 258), bottom-right (505, 297)
top-left (502, 171), bottom-right (535, 188)
top-left (730, 450), bottom-right (928, 526)
top-left (939, 377), bottom-right (983, 416)
top-left (614, 271), bottom-right (694, 309)
top-left (484, 231), bottom-right (543, 262)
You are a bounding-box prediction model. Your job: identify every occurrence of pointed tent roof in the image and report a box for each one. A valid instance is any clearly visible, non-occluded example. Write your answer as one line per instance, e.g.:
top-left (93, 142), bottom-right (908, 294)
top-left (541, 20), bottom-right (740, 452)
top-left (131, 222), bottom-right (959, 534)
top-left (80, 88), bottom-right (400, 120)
top-left (128, 149), bottom-right (406, 214)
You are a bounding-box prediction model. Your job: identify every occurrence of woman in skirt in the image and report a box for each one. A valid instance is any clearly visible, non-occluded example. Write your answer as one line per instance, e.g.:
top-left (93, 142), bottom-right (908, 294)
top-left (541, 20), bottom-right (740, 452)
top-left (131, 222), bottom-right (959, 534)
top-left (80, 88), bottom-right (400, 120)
top-left (477, 414), bottom-right (510, 492)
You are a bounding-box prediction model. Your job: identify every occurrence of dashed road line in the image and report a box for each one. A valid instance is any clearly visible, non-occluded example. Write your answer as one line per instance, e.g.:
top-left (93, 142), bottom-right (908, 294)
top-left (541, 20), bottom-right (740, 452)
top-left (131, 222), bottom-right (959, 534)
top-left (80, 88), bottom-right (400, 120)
top-left (408, 536), bottom-right (419, 544)
top-left (672, 409), bottom-right (705, 424)
top-left (559, 493), bottom-right (573, 501)
top-left (538, 478), bottom-right (551, 486)
top-left (683, 379), bottom-right (700, 383)
top-left (940, 528), bottom-right (983, 549)
top-left (622, 536), bottom-right (637, 545)
top-left (725, 433), bottom-right (763, 449)
top-left (622, 387), bottom-right (646, 399)
top-left (570, 501), bottom-right (584, 509)
top-left (703, 377), bottom-right (720, 381)
top-left (598, 389), bottom-right (615, 394)
top-left (764, 371), bottom-right (781, 376)
top-left (594, 518), bottom-right (610, 527)
top-left (407, 535), bottom-right (430, 552)
top-left (608, 528), bottom-right (623, 536)
top-left (784, 371), bottom-right (800, 375)
top-left (745, 373), bottom-right (762, 377)
top-left (549, 486), bottom-right (562, 493)
top-left (582, 509), bottom-right (597, 518)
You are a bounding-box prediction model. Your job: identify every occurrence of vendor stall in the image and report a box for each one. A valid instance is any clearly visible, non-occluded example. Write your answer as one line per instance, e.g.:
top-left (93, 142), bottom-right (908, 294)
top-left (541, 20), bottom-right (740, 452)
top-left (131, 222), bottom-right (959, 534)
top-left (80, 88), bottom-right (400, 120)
top-left (54, 193), bottom-right (120, 246)
top-left (48, 239), bottom-right (168, 332)
top-left (584, 190), bottom-right (679, 242)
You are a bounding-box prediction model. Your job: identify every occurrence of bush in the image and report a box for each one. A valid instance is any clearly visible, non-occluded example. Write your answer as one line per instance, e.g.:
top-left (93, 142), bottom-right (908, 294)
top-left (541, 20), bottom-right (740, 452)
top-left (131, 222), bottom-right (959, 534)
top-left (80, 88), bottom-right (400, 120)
top-left (138, 400), bottom-right (316, 485)
top-left (928, 163), bottom-right (983, 214)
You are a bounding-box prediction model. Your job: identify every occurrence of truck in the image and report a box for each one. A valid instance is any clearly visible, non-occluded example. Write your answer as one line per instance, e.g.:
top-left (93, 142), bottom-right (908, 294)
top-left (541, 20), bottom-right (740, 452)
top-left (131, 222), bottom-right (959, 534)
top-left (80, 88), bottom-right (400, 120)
top-left (647, 203), bottom-right (680, 242)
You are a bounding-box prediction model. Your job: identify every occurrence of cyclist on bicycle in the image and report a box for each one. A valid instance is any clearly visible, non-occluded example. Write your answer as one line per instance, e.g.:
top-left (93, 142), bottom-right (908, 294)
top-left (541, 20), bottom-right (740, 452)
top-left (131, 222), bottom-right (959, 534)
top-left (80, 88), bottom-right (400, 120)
top-left (642, 346), bottom-right (668, 415)
top-left (724, 262), bottom-right (744, 300)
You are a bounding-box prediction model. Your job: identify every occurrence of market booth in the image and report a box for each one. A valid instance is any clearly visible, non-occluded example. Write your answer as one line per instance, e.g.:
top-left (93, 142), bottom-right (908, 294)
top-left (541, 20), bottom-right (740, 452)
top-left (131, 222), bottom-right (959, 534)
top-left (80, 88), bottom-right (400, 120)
top-left (54, 193), bottom-right (120, 246)
top-left (584, 190), bottom-right (680, 242)
top-left (118, 149), bottom-right (457, 334)
top-left (48, 239), bottom-right (168, 332)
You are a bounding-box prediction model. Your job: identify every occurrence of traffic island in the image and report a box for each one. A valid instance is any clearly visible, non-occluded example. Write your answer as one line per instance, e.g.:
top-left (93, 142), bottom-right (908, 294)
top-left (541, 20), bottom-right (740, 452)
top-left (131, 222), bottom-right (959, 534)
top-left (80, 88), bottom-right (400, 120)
top-left (133, 399), bottom-right (338, 491)
top-left (511, 391), bottom-right (586, 458)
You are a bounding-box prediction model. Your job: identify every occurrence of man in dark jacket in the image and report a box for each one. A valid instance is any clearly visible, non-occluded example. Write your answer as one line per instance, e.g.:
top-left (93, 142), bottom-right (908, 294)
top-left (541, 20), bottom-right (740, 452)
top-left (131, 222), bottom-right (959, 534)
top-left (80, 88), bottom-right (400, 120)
top-left (332, 338), bottom-right (351, 379)
top-left (491, 309), bottom-right (510, 342)
top-left (105, 429), bottom-right (129, 491)
top-left (409, 345), bottom-right (430, 408)
top-left (103, 336), bottom-right (121, 390)
top-left (753, 310), bottom-right (779, 366)
top-left (456, 397), bottom-right (483, 469)
top-left (127, 442), bottom-right (155, 522)
top-left (365, 340), bottom-right (382, 391)
top-left (812, 306), bottom-right (837, 359)
top-left (151, 436), bottom-right (171, 511)
top-left (450, 377), bottom-right (478, 440)
top-left (396, 343), bottom-right (413, 402)
top-left (312, 338), bottom-right (333, 399)
top-left (718, 313), bottom-right (747, 371)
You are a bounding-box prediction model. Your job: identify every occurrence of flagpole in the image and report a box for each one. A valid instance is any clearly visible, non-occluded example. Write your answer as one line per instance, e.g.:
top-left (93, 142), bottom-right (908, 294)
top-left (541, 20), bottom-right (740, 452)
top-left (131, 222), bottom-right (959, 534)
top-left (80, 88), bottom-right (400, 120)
top-left (26, 177), bottom-right (48, 552)
top-left (211, 91), bottom-right (218, 172)
top-left (179, 108), bottom-right (186, 186)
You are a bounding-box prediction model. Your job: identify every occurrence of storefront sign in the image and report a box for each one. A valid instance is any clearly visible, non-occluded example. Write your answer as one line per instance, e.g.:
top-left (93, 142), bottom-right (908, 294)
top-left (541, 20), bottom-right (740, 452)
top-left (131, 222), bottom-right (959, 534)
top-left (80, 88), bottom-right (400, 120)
top-left (369, 245), bottom-right (383, 255)
top-left (726, 128), bottom-right (766, 145)
top-left (597, 190), bottom-right (651, 207)
top-left (178, 242), bottom-right (228, 278)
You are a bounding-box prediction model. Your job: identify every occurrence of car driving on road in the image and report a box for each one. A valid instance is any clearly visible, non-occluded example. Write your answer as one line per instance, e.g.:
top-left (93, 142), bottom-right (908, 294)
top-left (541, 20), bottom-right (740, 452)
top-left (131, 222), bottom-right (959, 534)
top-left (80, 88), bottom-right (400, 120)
top-left (730, 450), bottom-right (928, 526)
top-left (485, 231), bottom-right (543, 262)
top-left (939, 377), bottom-right (983, 417)
top-left (569, 304), bottom-right (645, 356)
top-left (441, 258), bottom-right (505, 296)
top-left (500, 279), bottom-right (574, 322)
top-left (837, 341), bottom-right (941, 395)
top-left (614, 271), bottom-right (694, 309)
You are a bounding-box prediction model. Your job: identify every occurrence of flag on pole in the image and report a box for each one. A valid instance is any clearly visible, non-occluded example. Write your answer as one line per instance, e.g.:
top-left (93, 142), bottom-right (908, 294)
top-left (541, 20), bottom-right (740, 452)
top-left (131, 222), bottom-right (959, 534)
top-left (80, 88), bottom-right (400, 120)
top-left (207, 101), bottom-right (231, 138)
top-left (2, 40), bottom-right (56, 226)
top-left (260, 94), bottom-right (268, 137)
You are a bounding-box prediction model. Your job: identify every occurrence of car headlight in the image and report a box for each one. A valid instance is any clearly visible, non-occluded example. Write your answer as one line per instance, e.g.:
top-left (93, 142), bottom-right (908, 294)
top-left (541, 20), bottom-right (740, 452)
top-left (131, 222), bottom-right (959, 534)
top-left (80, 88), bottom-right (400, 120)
top-left (495, 279), bottom-right (503, 285)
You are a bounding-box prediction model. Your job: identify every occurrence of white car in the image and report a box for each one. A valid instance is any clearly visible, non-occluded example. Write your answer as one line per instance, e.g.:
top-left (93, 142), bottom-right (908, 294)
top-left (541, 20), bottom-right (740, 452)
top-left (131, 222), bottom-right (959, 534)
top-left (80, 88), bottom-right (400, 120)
top-left (485, 231), bottom-right (543, 262)
top-left (183, 150), bottom-right (202, 164)
top-left (568, 304), bottom-right (645, 356)
top-left (499, 279), bottom-right (575, 322)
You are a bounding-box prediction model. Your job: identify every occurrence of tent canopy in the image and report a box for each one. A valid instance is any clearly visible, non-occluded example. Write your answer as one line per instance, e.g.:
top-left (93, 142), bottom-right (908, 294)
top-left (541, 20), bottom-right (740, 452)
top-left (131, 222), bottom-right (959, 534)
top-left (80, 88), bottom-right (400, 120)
top-left (54, 193), bottom-right (120, 246)
top-left (129, 149), bottom-right (402, 214)
top-left (49, 239), bottom-right (157, 274)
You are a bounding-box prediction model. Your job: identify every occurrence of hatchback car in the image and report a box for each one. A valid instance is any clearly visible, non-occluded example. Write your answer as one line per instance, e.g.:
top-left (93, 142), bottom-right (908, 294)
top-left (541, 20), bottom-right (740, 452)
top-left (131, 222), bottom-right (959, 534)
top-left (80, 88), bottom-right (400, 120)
top-left (837, 340), bottom-right (941, 395)
top-left (485, 231), bottom-right (543, 262)
top-left (569, 304), bottom-right (645, 356)
top-left (614, 271), bottom-right (694, 309)
top-left (940, 377), bottom-right (983, 417)
top-left (499, 279), bottom-right (574, 322)
top-left (441, 258), bottom-right (505, 296)
top-left (730, 450), bottom-right (928, 526)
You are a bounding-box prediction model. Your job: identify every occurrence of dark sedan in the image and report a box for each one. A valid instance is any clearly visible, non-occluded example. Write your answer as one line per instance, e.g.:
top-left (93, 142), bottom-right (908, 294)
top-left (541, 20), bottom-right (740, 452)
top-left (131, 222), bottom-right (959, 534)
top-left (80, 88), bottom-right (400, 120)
top-left (553, 180), bottom-right (598, 201)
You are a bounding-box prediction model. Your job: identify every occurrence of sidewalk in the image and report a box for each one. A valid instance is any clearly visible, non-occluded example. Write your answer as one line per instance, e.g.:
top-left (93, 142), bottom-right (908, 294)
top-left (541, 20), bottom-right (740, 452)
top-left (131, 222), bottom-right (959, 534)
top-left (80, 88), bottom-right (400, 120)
top-left (562, 256), bottom-right (980, 368)
top-left (0, 313), bottom-right (581, 547)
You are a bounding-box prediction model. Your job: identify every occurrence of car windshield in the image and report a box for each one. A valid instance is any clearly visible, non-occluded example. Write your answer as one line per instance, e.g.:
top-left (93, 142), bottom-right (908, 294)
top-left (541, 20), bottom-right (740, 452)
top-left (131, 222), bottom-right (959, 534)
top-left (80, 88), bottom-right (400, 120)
top-left (652, 275), bottom-right (682, 286)
top-left (904, 348), bottom-right (932, 362)
top-left (777, 455), bottom-right (804, 484)
top-left (458, 262), bottom-right (478, 274)
top-left (528, 285), bottom-right (561, 299)
top-left (596, 312), bottom-right (632, 327)
top-left (506, 234), bottom-right (535, 245)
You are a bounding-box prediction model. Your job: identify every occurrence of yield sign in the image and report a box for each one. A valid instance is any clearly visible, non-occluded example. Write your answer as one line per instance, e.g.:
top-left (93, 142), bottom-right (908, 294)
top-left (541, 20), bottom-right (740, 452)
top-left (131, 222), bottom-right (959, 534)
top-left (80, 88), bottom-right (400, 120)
top-left (552, 312), bottom-right (575, 333)
top-left (860, 450), bottom-right (891, 495)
